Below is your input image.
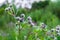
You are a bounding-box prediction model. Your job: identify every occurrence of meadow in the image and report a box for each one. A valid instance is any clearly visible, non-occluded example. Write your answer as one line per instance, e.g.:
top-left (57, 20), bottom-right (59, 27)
top-left (0, 0), bottom-right (60, 40)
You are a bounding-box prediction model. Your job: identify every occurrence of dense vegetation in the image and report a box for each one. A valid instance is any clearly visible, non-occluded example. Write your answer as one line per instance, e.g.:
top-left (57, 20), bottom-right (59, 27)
top-left (0, 0), bottom-right (60, 40)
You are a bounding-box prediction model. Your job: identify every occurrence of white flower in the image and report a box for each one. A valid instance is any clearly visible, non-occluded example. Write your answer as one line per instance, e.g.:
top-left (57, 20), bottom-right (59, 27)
top-left (40, 23), bottom-right (46, 29)
top-left (27, 16), bottom-right (32, 21)
top-left (56, 25), bottom-right (60, 30)
top-left (20, 13), bottom-right (25, 18)
top-left (51, 29), bottom-right (55, 32)
top-left (5, 7), bottom-right (11, 11)
top-left (15, 17), bottom-right (20, 20)
top-left (57, 33), bottom-right (60, 36)
top-left (56, 30), bottom-right (60, 33)
top-left (54, 37), bottom-right (57, 40)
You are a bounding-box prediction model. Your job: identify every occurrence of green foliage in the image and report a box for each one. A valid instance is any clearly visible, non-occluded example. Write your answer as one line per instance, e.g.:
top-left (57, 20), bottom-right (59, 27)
top-left (0, 0), bottom-right (60, 40)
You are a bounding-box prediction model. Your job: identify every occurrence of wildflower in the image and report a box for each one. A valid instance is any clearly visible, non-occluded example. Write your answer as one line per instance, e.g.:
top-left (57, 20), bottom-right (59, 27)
top-left (55, 29), bottom-right (60, 33)
top-left (5, 8), bottom-right (8, 11)
top-left (55, 25), bottom-right (60, 34)
top-left (56, 25), bottom-right (60, 30)
top-left (27, 16), bottom-right (35, 26)
top-left (40, 23), bottom-right (46, 29)
top-left (5, 7), bottom-right (11, 11)
top-left (27, 16), bottom-right (32, 21)
top-left (27, 16), bottom-right (32, 24)
top-left (15, 17), bottom-right (20, 21)
top-left (20, 13), bottom-right (25, 18)
top-left (19, 18), bottom-right (24, 22)
top-left (51, 29), bottom-right (55, 33)
top-left (57, 33), bottom-right (60, 36)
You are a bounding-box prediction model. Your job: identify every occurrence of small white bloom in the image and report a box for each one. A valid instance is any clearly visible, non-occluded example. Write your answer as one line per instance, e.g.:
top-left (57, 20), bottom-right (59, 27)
top-left (19, 18), bottom-right (24, 22)
top-left (27, 16), bottom-right (32, 21)
top-left (56, 25), bottom-right (60, 30)
top-left (5, 7), bottom-right (11, 11)
top-left (40, 23), bottom-right (46, 29)
top-left (51, 29), bottom-right (55, 32)
top-left (15, 17), bottom-right (20, 20)
top-left (56, 30), bottom-right (60, 33)
top-left (54, 37), bottom-right (57, 40)
top-left (20, 13), bottom-right (25, 18)
top-left (57, 33), bottom-right (60, 36)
